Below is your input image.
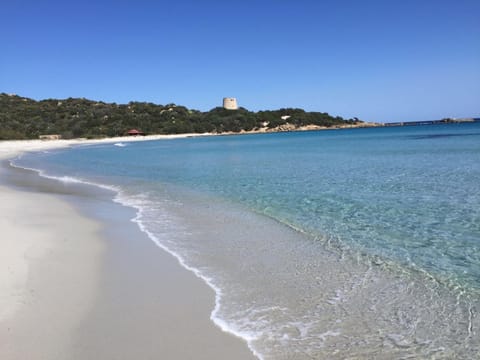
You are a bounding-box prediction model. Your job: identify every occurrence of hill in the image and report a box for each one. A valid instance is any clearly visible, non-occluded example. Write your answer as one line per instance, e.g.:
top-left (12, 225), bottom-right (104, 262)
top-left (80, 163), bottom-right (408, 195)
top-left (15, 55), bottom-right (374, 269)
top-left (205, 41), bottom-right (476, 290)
top-left (0, 93), bottom-right (363, 140)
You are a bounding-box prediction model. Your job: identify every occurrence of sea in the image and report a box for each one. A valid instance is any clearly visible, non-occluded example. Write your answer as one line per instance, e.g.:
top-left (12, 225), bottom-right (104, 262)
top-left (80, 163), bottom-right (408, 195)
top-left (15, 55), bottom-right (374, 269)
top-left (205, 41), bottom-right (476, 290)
top-left (12, 123), bottom-right (480, 359)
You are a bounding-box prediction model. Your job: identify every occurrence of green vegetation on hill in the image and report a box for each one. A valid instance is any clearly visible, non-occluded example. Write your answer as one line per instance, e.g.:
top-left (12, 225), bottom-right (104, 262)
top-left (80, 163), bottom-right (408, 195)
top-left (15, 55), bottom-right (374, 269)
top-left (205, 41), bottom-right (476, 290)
top-left (0, 93), bottom-right (361, 140)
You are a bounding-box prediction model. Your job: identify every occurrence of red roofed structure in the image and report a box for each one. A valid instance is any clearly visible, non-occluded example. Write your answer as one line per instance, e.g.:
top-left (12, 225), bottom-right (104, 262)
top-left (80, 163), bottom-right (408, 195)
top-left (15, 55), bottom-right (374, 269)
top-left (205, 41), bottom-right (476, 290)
top-left (127, 129), bottom-right (145, 136)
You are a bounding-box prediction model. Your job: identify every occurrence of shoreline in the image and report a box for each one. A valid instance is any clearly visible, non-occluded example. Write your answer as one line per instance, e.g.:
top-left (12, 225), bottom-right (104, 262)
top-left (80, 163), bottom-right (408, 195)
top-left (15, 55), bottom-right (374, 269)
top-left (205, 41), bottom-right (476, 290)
top-left (0, 120), bottom-right (383, 151)
top-left (0, 139), bottom-right (256, 359)
top-left (0, 132), bottom-right (212, 158)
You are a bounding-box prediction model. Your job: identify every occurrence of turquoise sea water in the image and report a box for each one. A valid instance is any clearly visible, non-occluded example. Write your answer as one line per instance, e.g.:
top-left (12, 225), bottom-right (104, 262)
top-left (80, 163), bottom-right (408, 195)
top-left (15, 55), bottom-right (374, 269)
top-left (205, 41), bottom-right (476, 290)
top-left (14, 123), bottom-right (480, 358)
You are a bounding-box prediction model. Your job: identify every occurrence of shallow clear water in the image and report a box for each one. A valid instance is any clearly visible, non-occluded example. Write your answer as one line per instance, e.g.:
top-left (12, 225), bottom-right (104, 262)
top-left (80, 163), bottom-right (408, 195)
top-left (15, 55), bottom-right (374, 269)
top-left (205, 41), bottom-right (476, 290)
top-left (15, 123), bottom-right (480, 358)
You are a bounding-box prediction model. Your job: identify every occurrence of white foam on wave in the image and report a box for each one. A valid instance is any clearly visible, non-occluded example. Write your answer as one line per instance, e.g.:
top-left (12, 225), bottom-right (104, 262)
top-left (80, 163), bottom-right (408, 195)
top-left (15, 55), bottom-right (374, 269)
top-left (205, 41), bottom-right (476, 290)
top-left (9, 159), bottom-right (119, 193)
top-left (112, 191), bottom-right (264, 359)
top-left (114, 143), bottom-right (127, 147)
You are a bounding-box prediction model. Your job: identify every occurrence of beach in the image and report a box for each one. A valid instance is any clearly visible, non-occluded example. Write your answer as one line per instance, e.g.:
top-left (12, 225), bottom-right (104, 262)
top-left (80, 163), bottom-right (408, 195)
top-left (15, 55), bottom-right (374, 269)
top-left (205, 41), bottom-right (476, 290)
top-left (0, 138), bottom-right (256, 360)
top-left (1, 124), bottom-right (479, 359)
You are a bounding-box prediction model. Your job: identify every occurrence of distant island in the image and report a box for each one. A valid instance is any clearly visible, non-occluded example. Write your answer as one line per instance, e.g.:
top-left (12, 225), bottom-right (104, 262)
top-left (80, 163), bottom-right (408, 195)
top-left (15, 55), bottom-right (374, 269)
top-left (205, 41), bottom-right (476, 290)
top-left (0, 93), bottom-right (377, 140)
top-left (384, 117), bottom-right (478, 127)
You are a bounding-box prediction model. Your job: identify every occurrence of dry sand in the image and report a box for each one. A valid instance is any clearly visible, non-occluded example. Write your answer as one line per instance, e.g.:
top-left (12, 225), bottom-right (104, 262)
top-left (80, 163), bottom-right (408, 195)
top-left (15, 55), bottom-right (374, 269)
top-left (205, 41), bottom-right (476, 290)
top-left (0, 183), bottom-right (104, 359)
top-left (0, 138), bottom-right (256, 359)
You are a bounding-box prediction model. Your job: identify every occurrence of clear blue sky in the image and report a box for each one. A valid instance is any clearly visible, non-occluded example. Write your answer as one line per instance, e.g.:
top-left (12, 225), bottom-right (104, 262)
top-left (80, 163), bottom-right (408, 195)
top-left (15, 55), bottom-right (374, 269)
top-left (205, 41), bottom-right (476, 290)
top-left (1, 0), bottom-right (479, 122)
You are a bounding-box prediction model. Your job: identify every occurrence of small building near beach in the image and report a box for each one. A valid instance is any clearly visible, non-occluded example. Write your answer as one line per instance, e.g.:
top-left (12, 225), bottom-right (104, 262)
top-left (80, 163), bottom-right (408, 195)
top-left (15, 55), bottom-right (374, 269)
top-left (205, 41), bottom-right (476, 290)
top-left (127, 129), bottom-right (145, 136)
top-left (39, 134), bottom-right (62, 140)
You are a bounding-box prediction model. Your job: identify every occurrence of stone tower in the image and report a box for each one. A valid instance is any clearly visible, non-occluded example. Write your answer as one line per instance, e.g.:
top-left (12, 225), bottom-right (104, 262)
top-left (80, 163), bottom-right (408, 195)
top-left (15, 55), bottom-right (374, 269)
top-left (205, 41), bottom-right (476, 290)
top-left (223, 97), bottom-right (238, 110)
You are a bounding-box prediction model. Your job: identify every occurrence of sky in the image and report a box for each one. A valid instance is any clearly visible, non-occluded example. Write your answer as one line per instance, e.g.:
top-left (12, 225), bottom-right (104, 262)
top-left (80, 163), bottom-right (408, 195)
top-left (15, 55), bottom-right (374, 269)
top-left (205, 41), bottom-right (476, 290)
top-left (1, 0), bottom-right (479, 122)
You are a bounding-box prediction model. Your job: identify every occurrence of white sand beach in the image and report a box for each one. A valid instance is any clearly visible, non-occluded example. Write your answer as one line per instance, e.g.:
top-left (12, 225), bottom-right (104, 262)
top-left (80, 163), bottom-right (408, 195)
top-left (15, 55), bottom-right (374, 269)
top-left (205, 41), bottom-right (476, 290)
top-left (0, 182), bottom-right (104, 359)
top-left (0, 138), bottom-right (255, 359)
